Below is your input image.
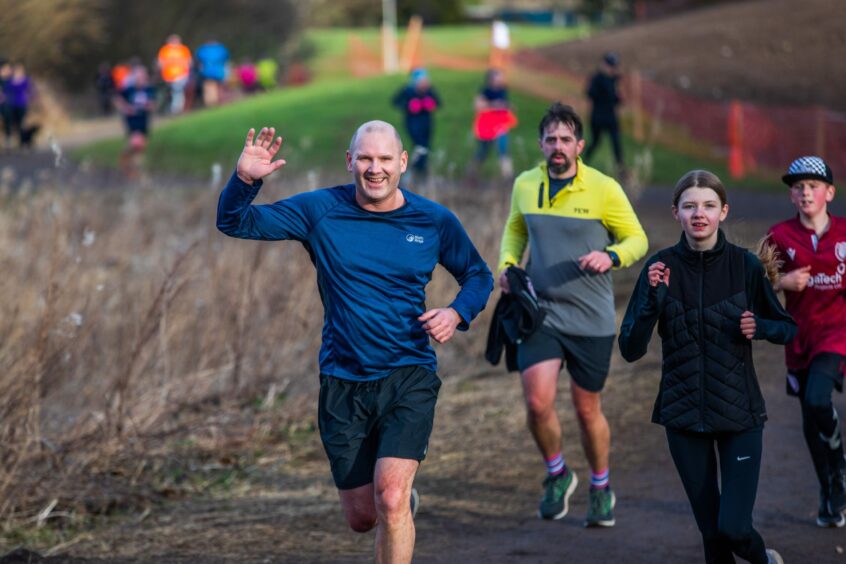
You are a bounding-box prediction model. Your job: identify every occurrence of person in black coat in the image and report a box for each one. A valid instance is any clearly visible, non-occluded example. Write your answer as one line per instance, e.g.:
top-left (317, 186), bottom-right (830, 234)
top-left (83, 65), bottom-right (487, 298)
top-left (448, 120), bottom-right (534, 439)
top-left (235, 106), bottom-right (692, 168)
top-left (584, 52), bottom-right (623, 170)
top-left (618, 170), bottom-right (794, 564)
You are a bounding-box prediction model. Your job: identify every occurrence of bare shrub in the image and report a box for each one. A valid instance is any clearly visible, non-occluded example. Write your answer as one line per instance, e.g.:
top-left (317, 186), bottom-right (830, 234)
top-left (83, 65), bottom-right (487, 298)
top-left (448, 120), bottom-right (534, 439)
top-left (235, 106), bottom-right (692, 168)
top-left (0, 173), bottom-right (508, 533)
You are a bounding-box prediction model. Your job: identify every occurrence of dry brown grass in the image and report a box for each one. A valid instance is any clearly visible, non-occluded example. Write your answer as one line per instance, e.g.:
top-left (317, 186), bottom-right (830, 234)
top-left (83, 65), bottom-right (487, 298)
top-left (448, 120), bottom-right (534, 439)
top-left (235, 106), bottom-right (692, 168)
top-left (0, 172), bottom-right (512, 544)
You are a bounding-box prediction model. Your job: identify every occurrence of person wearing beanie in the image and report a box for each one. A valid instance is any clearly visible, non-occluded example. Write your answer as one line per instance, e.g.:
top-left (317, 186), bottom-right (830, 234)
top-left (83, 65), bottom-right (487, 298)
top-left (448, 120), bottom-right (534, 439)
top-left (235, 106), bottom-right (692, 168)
top-left (392, 67), bottom-right (441, 183)
top-left (584, 52), bottom-right (623, 173)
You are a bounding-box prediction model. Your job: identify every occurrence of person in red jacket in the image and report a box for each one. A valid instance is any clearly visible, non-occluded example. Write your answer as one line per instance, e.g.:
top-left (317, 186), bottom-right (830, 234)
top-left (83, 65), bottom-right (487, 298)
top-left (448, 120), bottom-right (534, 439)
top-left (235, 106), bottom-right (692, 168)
top-left (767, 156), bottom-right (846, 528)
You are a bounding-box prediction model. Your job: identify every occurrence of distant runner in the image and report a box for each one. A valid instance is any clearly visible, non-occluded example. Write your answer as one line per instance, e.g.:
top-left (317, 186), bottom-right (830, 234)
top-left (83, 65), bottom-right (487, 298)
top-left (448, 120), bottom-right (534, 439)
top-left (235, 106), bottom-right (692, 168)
top-left (157, 34), bottom-right (192, 114)
top-left (470, 68), bottom-right (516, 180)
top-left (584, 52), bottom-right (624, 172)
top-left (392, 67), bottom-right (440, 181)
top-left (114, 63), bottom-right (156, 177)
top-left (195, 38), bottom-right (229, 107)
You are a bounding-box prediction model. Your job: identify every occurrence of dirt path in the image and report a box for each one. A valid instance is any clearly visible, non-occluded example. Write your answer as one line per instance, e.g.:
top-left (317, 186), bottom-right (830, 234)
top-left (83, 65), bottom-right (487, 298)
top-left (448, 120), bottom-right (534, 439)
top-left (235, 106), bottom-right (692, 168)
top-left (0, 182), bottom-right (829, 563)
top-left (0, 114), bottom-right (198, 196)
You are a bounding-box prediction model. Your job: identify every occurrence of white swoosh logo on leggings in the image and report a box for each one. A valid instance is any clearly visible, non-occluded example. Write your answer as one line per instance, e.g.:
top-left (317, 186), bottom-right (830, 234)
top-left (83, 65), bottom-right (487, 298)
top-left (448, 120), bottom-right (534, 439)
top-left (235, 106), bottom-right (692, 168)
top-left (737, 456), bottom-right (751, 461)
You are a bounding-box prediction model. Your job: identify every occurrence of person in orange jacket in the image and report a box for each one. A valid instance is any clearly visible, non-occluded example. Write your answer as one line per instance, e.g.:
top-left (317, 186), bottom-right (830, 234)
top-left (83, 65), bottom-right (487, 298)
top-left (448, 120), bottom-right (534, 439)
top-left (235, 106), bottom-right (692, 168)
top-left (157, 34), bottom-right (192, 114)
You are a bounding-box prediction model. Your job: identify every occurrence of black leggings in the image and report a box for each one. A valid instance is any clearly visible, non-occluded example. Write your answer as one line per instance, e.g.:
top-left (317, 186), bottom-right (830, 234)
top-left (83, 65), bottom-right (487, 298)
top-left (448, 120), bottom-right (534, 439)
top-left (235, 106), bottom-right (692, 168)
top-left (583, 120), bottom-right (623, 166)
top-left (666, 426), bottom-right (767, 564)
top-left (3, 105), bottom-right (26, 144)
top-left (797, 353), bottom-right (846, 490)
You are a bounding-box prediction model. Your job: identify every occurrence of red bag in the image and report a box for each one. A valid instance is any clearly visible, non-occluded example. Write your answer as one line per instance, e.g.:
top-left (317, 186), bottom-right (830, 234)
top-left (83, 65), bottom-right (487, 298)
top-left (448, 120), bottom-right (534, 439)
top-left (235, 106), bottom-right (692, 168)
top-left (474, 108), bottom-right (518, 141)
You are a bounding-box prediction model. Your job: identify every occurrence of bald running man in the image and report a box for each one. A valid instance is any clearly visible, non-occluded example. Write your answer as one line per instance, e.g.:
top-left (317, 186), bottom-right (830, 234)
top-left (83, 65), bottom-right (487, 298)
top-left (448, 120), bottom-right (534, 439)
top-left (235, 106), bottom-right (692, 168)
top-left (217, 121), bottom-right (493, 562)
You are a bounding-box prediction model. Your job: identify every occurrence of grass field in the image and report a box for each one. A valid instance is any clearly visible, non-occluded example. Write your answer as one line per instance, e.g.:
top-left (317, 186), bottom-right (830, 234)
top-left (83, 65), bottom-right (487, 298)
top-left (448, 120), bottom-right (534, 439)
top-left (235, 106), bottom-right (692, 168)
top-left (74, 66), bottom-right (775, 191)
top-left (73, 21), bottom-right (780, 191)
top-left (78, 68), bottom-right (558, 179)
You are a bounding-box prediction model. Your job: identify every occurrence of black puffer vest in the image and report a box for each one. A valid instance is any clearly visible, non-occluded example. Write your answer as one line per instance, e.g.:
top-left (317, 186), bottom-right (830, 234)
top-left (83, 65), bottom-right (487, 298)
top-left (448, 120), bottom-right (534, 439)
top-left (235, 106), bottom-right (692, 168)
top-left (652, 231), bottom-right (766, 432)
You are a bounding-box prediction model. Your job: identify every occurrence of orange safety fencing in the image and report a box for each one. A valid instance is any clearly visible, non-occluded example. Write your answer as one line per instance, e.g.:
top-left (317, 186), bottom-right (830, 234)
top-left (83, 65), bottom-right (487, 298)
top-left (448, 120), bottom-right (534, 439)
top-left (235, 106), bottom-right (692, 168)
top-left (633, 76), bottom-right (846, 180)
top-left (349, 35), bottom-right (846, 182)
top-left (514, 50), bottom-right (846, 182)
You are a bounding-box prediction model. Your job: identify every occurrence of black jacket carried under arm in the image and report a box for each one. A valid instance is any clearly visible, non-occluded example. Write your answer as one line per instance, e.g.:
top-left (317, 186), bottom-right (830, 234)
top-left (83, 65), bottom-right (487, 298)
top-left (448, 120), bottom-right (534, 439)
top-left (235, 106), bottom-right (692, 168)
top-left (485, 267), bottom-right (545, 371)
top-left (618, 230), bottom-right (796, 433)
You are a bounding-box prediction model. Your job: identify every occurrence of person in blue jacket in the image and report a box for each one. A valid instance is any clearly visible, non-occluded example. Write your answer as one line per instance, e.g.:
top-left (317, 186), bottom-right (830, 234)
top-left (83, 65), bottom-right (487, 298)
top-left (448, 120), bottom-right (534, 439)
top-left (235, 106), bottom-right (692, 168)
top-left (217, 121), bottom-right (493, 563)
top-left (195, 38), bottom-right (229, 107)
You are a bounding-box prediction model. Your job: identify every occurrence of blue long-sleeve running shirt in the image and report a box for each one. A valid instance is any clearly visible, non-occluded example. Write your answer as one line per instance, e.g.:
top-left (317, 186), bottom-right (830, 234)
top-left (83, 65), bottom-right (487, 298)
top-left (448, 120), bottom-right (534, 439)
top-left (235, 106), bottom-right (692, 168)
top-left (217, 173), bottom-right (493, 381)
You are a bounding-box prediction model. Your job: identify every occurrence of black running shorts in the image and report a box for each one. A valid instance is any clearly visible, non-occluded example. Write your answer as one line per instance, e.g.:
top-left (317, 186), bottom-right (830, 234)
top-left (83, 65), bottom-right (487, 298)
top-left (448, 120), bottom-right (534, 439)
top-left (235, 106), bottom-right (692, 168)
top-left (318, 365), bottom-right (441, 490)
top-left (517, 326), bottom-right (614, 392)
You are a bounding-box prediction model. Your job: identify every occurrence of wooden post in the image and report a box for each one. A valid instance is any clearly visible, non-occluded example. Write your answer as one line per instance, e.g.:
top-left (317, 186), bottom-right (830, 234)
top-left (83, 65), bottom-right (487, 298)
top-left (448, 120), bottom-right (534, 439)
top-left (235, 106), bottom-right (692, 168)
top-left (816, 106), bottom-right (827, 158)
top-left (728, 100), bottom-right (745, 179)
top-left (399, 15), bottom-right (423, 73)
top-left (631, 69), bottom-right (644, 143)
top-left (635, 0), bottom-right (647, 21)
top-left (382, 0), bottom-right (399, 73)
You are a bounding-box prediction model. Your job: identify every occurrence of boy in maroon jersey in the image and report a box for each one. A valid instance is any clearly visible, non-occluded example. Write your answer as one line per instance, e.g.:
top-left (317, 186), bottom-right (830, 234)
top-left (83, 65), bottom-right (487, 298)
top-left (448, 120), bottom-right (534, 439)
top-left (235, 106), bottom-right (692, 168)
top-left (768, 156), bottom-right (846, 527)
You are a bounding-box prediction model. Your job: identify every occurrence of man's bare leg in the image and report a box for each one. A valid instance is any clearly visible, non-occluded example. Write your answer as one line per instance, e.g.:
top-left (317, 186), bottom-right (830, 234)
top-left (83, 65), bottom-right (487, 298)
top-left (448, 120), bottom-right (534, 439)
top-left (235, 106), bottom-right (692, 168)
top-left (338, 482), bottom-right (377, 532)
top-left (374, 457), bottom-right (419, 564)
top-left (570, 381), bottom-right (610, 473)
top-left (521, 359), bottom-right (564, 458)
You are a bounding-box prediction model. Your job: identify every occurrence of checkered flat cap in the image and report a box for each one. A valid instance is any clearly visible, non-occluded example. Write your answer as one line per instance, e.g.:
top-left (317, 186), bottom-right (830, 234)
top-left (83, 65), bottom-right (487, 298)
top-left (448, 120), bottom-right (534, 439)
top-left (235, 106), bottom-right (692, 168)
top-left (782, 156), bottom-right (834, 186)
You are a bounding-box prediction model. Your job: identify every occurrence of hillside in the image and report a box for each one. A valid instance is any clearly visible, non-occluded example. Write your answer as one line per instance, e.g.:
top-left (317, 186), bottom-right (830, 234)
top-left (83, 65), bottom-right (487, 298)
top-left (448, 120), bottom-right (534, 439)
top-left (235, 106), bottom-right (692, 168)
top-left (535, 0), bottom-right (846, 111)
top-left (75, 69), bottom-right (775, 189)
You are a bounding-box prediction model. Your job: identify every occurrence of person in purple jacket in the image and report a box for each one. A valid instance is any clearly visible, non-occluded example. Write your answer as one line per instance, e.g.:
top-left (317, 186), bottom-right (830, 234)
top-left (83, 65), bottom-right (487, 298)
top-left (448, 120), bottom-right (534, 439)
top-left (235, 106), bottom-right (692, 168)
top-left (217, 121), bottom-right (492, 563)
top-left (2, 62), bottom-right (34, 149)
top-left (0, 60), bottom-right (11, 146)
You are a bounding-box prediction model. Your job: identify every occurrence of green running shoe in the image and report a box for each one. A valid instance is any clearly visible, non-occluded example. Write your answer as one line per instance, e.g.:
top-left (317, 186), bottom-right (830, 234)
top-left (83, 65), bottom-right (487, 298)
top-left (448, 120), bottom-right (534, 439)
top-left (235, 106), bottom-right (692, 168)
top-left (538, 471), bottom-right (578, 520)
top-left (584, 486), bottom-right (616, 527)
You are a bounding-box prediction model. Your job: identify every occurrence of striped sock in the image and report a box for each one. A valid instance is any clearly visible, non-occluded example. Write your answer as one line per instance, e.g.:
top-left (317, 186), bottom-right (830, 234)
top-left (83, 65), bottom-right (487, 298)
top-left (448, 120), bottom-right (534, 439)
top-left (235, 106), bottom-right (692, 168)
top-left (590, 468), bottom-right (609, 489)
top-left (545, 452), bottom-right (566, 477)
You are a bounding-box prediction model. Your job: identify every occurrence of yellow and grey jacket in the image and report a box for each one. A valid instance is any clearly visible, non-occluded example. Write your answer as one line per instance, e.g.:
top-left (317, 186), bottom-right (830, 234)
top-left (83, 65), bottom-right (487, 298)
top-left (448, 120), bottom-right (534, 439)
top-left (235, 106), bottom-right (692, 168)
top-left (498, 160), bottom-right (648, 337)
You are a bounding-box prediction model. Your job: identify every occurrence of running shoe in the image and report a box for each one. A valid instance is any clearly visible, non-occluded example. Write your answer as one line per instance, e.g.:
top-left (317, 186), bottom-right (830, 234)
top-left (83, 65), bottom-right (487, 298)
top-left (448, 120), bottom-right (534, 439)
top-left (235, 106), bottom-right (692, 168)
top-left (829, 465), bottom-right (846, 515)
top-left (765, 548), bottom-right (784, 564)
top-left (818, 488), bottom-right (846, 528)
top-left (538, 471), bottom-right (578, 520)
top-left (584, 486), bottom-right (616, 527)
top-left (410, 487), bottom-right (420, 519)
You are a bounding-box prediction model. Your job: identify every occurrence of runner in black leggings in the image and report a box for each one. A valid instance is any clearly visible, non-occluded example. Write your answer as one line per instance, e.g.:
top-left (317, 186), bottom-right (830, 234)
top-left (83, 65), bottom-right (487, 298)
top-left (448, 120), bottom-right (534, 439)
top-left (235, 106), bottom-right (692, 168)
top-left (619, 170), bottom-right (795, 564)
top-left (767, 156), bottom-right (846, 527)
top-left (666, 427), bottom-right (765, 561)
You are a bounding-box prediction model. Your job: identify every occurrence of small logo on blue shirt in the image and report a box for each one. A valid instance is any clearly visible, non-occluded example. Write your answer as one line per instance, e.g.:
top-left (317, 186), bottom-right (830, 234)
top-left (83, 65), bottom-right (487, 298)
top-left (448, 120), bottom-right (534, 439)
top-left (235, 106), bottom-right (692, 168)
top-left (406, 234), bottom-right (424, 244)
